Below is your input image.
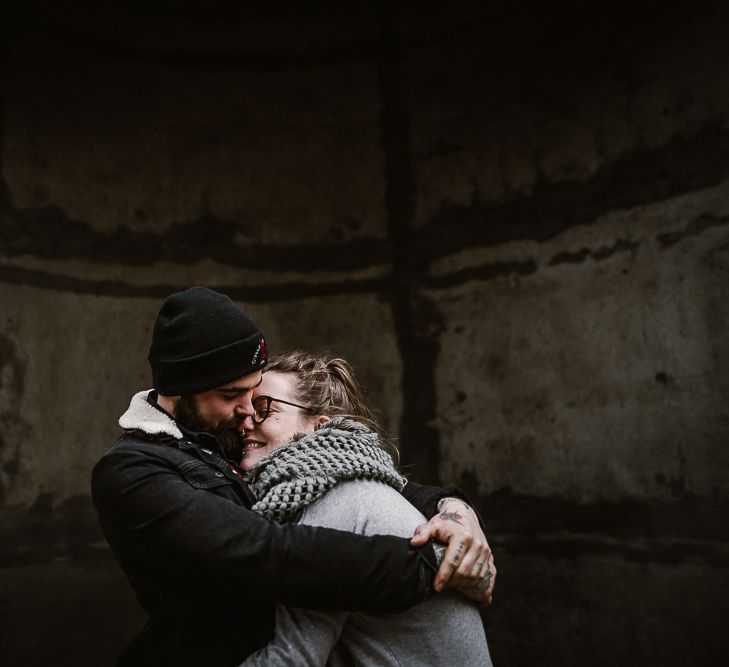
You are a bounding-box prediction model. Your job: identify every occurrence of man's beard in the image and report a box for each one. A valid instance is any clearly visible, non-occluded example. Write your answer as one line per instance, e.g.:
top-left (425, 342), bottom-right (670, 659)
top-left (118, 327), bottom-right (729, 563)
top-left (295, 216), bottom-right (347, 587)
top-left (175, 395), bottom-right (242, 460)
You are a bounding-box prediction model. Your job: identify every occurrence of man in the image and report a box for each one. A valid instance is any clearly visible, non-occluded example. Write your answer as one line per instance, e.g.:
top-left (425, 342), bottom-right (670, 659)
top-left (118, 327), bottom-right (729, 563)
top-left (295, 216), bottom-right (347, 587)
top-left (92, 287), bottom-right (495, 666)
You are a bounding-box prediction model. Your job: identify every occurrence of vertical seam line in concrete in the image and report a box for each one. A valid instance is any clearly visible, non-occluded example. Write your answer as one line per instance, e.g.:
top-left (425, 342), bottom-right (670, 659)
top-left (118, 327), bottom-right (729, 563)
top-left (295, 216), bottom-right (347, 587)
top-left (375, 3), bottom-right (441, 484)
top-left (0, 28), bottom-right (7, 181)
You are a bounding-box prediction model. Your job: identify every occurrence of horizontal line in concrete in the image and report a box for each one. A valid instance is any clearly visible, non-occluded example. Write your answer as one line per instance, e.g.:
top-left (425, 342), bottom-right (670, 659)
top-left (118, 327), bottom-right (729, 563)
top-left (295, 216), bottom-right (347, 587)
top-left (415, 124), bottom-right (729, 263)
top-left (3, 492), bottom-right (727, 568)
top-left (494, 533), bottom-right (729, 567)
top-left (2, 128), bottom-right (729, 273)
top-left (4, 532), bottom-right (727, 571)
top-left (0, 263), bottom-right (389, 301)
top-left (0, 185), bottom-right (393, 272)
top-left (473, 490), bottom-right (729, 542)
top-left (8, 3), bottom-right (533, 72)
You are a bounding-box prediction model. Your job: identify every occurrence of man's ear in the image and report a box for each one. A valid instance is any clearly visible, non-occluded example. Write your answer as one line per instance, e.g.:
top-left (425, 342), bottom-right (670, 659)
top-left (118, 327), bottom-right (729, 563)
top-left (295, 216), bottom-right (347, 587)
top-left (314, 415), bottom-right (331, 430)
top-left (157, 394), bottom-right (180, 416)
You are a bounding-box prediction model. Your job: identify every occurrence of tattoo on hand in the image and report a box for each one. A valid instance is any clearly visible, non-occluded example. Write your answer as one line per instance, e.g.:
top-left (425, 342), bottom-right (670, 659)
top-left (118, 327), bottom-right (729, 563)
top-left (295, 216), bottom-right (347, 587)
top-left (437, 497), bottom-right (470, 513)
top-left (472, 569), bottom-right (492, 594)
top-left (439, 511), bottom-right (464, 525)
top-left (451, 540), bottom-right (465, 566)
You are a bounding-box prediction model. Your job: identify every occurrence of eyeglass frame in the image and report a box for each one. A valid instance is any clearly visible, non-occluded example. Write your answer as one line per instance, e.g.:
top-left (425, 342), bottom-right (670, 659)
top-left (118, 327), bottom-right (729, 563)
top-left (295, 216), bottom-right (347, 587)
top-left (252, 395), bottom-right (311, 424)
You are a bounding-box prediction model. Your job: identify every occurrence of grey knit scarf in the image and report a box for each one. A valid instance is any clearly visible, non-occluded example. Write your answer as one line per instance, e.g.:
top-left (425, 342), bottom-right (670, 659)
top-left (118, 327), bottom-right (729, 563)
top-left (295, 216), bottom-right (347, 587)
top-left (247, 417), bottom-right (405, 523)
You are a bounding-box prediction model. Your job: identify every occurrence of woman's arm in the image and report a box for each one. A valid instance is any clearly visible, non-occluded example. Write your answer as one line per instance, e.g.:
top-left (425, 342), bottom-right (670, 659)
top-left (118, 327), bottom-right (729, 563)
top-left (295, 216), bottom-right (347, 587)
top-left (240, 480), bottom-right (428, 666)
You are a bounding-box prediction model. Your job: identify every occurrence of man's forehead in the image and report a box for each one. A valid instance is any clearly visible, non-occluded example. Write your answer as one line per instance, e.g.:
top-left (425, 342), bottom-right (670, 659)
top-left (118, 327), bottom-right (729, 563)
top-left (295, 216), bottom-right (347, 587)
top-left (216, 371), bottom-right (263, 392)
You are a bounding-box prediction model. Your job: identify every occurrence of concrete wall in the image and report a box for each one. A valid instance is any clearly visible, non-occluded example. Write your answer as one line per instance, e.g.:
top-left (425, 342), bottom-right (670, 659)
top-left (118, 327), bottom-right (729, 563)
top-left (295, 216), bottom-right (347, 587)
top-left (1, 2), bottom-right (727, 665)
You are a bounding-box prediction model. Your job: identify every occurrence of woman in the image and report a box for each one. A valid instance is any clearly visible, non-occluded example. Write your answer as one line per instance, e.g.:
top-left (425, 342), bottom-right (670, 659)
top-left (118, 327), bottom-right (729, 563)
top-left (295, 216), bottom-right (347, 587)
top-left (238, 351), bottom-right (493, 666)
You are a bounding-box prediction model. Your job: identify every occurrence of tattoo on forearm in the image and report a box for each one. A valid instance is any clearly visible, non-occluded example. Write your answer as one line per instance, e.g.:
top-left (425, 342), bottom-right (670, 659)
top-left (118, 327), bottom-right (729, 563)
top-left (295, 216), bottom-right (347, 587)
top-left (439, 511), bottom-right (465, 525)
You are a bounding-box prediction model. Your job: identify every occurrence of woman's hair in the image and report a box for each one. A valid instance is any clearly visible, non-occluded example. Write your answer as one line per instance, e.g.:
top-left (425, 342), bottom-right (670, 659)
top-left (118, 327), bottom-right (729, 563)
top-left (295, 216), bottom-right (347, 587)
top-left (265, 351), bottom-right (398, 463)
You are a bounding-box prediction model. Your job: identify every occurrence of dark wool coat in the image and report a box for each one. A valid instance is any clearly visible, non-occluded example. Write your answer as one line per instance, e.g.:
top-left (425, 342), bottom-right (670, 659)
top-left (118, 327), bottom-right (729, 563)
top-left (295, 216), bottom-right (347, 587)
top-left (92, 390), bottom-right (466, 667)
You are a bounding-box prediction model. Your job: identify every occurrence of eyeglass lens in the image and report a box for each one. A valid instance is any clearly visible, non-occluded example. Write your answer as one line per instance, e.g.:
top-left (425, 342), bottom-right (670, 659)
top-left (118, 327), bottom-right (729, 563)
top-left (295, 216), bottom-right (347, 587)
top-left (252, 396), bottom-right (271, 423)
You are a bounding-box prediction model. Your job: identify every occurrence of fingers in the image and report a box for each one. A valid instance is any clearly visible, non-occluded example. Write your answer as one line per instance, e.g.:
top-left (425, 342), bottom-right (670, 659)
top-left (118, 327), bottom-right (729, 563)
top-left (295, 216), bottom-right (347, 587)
top-left (456, 536), bottom-right (486, 583)
top-left (460, 555), bottom-right (497, 605)
top-left (439, 534), bottom-right (496, 603)
top-left (485, 555), bottom-right (497, 599)
top-left (409, 523), bottom-right (437, 548)
top-left (424, 516), bottom-right (490, 591)
top-left (410, 500), bottom-right (497, 601)
top-left (444, 536), bottom-right (490, 591)
top-left (435, 535), bottom-right (469, 591)
top-left (469, 555), bottom-right (487, 580)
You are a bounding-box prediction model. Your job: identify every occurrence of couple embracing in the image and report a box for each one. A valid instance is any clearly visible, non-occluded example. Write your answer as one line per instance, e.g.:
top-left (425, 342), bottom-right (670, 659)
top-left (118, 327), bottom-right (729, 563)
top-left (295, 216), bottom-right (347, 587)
top-left (92, 287), bottom-right (496, 666)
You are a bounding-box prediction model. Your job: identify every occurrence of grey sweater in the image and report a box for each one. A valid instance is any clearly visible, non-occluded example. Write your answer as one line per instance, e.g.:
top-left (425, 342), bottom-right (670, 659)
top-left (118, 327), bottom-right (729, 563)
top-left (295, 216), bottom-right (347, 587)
top-left (240, 479), bottom-right (493, 666)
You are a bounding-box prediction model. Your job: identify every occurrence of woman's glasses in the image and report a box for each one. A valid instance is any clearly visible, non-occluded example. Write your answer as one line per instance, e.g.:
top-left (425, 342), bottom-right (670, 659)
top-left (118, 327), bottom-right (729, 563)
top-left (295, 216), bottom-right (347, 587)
top-left (252, 395), bottom-right (310, 424)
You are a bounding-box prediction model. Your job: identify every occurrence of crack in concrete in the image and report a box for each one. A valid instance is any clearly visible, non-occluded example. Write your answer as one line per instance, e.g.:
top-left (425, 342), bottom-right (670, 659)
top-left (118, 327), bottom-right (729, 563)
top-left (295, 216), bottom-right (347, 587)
top-left (426, 259), bottom-right (538, 288)
top-left (656, 213), bottom-right (729, 248)
top-left (548, 238), bottom-right (639, 265)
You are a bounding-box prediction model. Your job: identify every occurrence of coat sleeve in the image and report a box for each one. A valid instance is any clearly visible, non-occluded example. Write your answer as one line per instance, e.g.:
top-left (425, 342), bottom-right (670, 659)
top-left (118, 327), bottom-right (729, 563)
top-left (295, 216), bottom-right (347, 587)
top-left (402, 480), bottom-right (485, 528)
top-left (91, 443), bottom-right (436, 612)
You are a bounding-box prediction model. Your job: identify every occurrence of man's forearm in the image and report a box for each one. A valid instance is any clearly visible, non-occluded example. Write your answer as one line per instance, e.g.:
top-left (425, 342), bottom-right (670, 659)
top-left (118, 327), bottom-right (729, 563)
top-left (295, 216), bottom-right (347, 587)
top-left (93, 450), bottom-right (436, 612)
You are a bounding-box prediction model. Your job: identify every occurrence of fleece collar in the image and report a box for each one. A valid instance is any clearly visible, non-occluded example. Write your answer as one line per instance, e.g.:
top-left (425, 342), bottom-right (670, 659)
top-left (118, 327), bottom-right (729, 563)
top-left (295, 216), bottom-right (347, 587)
top-left (118, 389), bottom-right (183, 439)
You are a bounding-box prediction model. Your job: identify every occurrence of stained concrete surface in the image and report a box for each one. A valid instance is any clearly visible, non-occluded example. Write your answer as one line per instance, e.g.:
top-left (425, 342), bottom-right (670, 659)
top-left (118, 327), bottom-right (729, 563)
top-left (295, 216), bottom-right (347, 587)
top-left (1, 2), bottom-right (728, 666)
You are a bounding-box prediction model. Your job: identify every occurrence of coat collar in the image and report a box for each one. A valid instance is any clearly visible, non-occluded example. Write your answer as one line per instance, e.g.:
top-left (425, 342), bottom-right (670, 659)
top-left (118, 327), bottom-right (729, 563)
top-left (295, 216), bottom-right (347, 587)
top-left (118, 389), bottom-right (184, 439)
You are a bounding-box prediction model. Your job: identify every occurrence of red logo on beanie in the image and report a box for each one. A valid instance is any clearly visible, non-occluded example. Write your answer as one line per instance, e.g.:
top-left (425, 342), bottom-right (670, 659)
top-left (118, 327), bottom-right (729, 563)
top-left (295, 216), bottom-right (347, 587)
top-left (251, 337), bottom-right (267, 368)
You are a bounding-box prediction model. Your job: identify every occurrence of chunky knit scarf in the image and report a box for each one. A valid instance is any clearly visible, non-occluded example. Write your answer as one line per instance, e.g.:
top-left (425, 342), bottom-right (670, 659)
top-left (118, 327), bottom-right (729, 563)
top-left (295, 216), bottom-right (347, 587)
top-left (247, 417), bottom-right (405, 523)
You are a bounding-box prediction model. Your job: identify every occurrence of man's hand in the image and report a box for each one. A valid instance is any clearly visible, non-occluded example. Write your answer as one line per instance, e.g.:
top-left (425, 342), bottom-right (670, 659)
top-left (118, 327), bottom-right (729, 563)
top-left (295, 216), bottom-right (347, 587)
top-left (410, 497), bottom-right (496, 604)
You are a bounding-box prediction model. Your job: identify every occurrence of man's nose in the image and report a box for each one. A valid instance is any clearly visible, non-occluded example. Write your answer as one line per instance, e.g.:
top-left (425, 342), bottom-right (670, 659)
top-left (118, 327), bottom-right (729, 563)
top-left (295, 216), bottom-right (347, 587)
top-left (233, 393), bottom-right (252, 414)
top-left (236, 409), bottom-right (256, 431)
top-left (233, 398), bottom-right (251, 415)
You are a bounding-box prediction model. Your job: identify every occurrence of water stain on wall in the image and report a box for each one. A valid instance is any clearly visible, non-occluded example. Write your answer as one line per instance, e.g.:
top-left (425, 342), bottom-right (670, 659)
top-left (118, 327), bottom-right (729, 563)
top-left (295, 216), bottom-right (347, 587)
top-left (0, 333), bottom-right (28, 506)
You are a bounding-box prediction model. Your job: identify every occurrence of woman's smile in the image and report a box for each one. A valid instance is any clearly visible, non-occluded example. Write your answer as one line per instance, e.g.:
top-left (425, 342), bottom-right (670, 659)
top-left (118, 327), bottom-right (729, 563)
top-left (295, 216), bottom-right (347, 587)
top-left (239, 371), bottom-right (316, 472)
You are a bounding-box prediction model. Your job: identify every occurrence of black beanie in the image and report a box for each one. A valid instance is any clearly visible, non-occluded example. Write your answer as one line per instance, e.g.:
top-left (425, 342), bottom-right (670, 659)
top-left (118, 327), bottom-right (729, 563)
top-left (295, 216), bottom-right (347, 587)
top-left (148, 287), bottom-right (268, 396)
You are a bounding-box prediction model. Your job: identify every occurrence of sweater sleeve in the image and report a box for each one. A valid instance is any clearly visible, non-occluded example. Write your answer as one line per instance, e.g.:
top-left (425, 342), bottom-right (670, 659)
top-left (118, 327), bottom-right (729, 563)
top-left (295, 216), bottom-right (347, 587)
top-left (239, 481), bottom-right (428, 667)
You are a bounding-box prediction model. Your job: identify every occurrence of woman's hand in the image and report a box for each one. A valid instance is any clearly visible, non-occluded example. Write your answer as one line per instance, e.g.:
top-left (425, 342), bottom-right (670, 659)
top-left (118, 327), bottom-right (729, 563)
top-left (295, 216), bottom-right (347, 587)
top-left (409, 498), bottom-right (496, 605)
